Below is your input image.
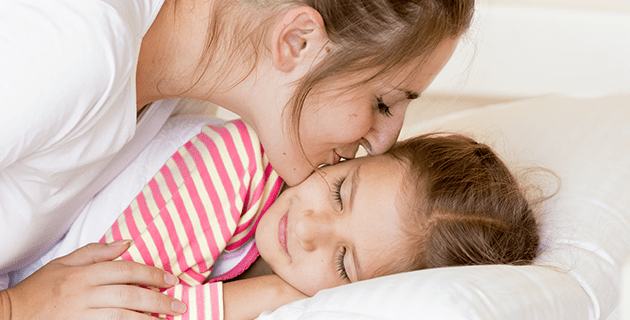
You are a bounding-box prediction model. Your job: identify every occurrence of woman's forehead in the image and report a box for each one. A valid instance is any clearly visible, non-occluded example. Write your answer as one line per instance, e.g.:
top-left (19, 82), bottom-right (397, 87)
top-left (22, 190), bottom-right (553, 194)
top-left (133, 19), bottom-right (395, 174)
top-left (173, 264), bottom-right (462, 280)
top-left (313, 67), bottom-right (421, 99)
top-left (335, 37), bottom-right (460, 94)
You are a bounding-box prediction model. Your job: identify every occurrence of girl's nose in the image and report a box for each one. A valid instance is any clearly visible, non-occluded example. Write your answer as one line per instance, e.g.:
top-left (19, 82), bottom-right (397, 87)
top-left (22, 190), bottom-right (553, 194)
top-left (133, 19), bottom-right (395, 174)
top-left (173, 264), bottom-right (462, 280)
top-left (294, 210), bottom-right (334, 251)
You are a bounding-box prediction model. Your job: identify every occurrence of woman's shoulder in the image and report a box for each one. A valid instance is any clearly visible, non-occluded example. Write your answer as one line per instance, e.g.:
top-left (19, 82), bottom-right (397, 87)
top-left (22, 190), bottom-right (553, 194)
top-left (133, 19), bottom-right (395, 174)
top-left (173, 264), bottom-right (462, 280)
top-left (3, 0), bottom-right (165, 77)
top-left (2, 0), bottom-right (137, 105)
top-left (4, 0), bottom-right (164, 37)
top-left (1, 0), bottom-right (165, 135)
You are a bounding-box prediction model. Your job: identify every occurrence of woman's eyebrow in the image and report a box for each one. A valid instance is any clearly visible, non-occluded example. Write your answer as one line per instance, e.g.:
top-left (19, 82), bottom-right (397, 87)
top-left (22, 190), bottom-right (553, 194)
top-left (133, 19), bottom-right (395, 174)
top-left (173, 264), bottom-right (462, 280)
top-left (405, 91), bottom-right (420, 100)
top-left (390, 87), bottom-right (419, 100)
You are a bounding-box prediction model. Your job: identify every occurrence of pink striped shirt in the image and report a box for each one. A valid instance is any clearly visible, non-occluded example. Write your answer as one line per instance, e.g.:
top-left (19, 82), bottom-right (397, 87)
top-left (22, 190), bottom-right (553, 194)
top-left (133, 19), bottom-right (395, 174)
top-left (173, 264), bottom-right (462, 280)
top-left (101, 120), bottom-right (283, 319)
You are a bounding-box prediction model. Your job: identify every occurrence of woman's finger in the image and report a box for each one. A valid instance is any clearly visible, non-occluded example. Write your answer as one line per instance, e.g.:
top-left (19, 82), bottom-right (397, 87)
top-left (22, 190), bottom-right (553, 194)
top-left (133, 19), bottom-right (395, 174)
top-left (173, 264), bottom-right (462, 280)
top-left (6, 242), bottom-right (183, 320)
top-left (87, 259), bottom-right (179, 288)
top-left (88, 285), bottom-right (187, 316)
top-left (55, 241), bottom-right (133, 267)
top-left (83, 307), bottom-right (168, 320)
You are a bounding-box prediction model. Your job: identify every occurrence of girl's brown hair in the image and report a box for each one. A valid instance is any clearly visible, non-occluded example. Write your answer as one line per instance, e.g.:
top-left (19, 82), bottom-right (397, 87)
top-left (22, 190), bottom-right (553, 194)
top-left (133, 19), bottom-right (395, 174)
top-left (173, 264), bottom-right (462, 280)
top-left (380, 133), bottom-right (540, 277)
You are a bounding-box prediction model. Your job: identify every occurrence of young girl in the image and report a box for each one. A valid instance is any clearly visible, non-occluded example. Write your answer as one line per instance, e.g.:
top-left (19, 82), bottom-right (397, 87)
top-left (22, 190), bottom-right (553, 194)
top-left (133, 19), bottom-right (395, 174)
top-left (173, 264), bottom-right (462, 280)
top-left (1, 1), bottom-right (474, 315)
top-left (5, 119), bottom-right (539, 320)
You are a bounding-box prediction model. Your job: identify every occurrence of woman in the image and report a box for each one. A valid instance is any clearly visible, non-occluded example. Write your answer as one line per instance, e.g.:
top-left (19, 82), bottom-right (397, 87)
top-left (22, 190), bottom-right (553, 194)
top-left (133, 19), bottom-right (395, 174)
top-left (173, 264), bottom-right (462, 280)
top-left (0, 0), bottom-right (474, 318)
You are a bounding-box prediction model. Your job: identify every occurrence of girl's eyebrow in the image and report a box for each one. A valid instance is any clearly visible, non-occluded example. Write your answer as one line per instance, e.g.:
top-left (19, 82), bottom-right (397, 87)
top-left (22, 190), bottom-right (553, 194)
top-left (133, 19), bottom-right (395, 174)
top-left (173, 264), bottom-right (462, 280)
top-left (351, 244), bottom-right (364, 282)
top-left (348, 164), bottom-right (363, 282)
top-left (348, 164), bottom-right (362, 211)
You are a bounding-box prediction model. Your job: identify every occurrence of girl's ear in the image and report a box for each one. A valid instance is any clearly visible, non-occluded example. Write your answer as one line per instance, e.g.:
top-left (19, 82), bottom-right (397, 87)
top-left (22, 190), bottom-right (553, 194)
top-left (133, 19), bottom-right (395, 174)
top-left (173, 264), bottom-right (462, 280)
top-left (272, 6), bottom-right (328, 73)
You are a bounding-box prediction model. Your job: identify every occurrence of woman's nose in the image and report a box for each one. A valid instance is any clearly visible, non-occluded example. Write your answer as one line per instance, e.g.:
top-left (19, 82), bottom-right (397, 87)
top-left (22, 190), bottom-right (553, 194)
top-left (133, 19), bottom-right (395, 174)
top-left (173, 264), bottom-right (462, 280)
top-left (294, 210), bottom-right (334, 251)
top-left (361, 109), bottom-right (405, 155)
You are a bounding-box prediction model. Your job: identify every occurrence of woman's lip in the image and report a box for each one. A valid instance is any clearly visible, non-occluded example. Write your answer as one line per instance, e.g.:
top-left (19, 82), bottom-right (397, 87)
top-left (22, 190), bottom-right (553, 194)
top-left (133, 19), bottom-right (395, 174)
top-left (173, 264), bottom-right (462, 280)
top-left (333, 151), bottom-right (342, 164)
top-left (359, 138), bottom-right (374, 155)
top-left (279, 212), bottom-right (289, 256)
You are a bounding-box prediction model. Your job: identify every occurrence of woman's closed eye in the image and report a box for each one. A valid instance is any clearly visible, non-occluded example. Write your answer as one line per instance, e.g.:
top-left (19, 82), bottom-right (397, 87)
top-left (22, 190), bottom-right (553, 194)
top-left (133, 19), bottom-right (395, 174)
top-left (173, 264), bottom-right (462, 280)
top-left (336, 247), bottom-right (350, 281)
top-left (376, 96), bottom-right (393, 117)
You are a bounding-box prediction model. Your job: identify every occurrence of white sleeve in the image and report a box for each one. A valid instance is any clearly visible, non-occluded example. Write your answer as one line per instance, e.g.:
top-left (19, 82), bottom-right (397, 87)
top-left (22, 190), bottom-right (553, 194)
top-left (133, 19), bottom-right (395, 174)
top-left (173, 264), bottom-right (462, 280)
top-left (0, 0), bottom-right (135, 169)
top-left (0, 0), bottom-right (138, 273)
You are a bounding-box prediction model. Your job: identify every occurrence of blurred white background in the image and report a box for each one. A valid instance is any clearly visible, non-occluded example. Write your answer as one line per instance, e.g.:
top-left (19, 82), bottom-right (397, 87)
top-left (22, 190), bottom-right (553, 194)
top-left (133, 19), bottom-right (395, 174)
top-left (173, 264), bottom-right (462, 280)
top-left (206, 0), bottom-right (630, 123)
top-left (409, 0), bottom-right (630, 122)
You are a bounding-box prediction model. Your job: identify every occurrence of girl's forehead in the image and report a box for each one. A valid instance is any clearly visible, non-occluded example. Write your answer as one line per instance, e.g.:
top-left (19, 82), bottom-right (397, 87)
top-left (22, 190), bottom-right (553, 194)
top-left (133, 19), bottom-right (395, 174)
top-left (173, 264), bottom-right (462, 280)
top-left (344, 157), bottom-right (405, 273)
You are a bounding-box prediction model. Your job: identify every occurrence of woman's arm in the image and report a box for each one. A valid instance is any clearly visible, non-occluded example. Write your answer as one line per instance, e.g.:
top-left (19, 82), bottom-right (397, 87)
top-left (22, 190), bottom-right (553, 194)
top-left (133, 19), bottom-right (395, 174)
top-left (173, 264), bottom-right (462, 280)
top-left (1, 242), bottom-right (184, 320)
top-left (223, 275), bottom-right (308, 320)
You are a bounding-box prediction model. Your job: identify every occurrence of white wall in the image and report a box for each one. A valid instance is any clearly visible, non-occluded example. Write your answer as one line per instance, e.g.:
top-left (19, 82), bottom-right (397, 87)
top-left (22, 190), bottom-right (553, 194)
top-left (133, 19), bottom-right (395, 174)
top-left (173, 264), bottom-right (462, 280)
top-left (426, 0), bottom-right (630, 99)
top-left (486, 0), bottom-right (630, 12)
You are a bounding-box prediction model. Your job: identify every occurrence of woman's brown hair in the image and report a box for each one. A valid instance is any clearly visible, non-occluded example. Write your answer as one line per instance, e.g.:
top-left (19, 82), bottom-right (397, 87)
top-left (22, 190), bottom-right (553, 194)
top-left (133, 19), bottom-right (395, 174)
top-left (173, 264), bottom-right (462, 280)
top-left (287, 0), bottom-right (475, 142)
top-left (184, 0), bottom-right (475, 143)
top-left (381, 133), bottom-right (540, 276)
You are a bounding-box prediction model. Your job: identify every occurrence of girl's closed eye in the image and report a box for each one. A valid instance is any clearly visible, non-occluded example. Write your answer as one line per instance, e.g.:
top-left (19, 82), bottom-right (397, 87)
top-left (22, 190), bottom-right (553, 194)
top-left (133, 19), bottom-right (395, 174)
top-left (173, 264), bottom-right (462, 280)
top-left (336, 247), bottom-right (350, 281)
top-left (332, 177), bottom-right (345, 209)
top-left (376, 96), bottom-right (393, 117)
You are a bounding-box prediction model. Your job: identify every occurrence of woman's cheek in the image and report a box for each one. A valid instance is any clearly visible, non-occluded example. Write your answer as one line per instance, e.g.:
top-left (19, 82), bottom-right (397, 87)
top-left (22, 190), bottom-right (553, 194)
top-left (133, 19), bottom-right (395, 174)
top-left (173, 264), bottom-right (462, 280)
top-left (315, 114), bottom-right (372, 144)
top-left (275, 159), bottom-right (315, 186)
top-left (342, 109), bottom-right (376, 141)
top-left (308, 98), bottom-right (374, 140)
top-left (263, 145), bottom-right (314, 186)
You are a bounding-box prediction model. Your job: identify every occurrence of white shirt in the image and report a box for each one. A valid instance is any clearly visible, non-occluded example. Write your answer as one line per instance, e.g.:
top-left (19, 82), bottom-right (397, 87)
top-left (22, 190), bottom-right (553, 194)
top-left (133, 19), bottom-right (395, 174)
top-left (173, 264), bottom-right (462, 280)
top-left (0, 0), bottom-right (166, 273)
top-left (8, 102), bottom-right (223, 287)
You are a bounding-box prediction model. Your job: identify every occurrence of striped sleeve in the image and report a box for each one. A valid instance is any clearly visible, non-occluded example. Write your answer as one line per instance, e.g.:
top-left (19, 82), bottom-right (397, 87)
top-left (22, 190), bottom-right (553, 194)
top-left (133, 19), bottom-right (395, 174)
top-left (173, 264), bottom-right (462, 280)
top-left (165, 283), bottom-right (223, 320)
top-left (100, 120), bottom-right (283, 320)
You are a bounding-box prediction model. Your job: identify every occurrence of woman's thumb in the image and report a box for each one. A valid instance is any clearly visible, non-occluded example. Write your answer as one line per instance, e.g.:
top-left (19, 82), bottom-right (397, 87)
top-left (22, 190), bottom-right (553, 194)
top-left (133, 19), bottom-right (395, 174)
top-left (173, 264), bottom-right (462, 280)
top-left (55, 240), bottom-right (132, 267)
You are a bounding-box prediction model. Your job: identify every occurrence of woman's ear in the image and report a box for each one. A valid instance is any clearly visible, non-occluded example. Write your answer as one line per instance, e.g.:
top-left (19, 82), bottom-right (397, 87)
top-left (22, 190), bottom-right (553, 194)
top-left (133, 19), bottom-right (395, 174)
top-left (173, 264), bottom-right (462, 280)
top-left (272, 6), bottom-right (328, 73)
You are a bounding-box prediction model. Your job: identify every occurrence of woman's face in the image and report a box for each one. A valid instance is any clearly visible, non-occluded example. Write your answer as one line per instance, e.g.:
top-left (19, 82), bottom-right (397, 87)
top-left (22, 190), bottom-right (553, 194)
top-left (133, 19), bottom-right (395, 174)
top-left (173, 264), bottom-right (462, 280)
top-left (262, 37), bottom-right (459, 186)
top-left (255, 154), bottom-right (408, 296)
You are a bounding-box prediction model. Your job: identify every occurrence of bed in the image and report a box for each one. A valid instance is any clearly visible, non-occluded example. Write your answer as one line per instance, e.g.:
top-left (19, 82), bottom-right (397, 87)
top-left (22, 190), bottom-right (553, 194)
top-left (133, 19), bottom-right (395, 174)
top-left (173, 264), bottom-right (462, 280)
top-left (14, 94), bottom-right (628, 320)
top-left (259, 93), bottom-right (630, 319)
top-left (258, 2), bottom-right (630, 317)
top-left (262, 2), bottom-right (630, 317)
top-left (9, 1), bottom-right (630, 318)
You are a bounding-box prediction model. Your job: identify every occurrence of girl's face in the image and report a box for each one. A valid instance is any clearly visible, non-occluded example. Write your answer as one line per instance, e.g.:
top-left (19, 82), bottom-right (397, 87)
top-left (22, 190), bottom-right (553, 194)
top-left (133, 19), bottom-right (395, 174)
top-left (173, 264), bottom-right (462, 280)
top-left (255, 155), bottom-right (408, 296)
top-left (262, 37), bottom-right (459, 186)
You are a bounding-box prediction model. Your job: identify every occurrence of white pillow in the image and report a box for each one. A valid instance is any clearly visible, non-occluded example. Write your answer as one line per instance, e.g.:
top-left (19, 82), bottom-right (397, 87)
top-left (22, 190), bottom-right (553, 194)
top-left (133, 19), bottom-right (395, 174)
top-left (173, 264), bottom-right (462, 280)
top-left (258, 94), bottom-right (630, 320)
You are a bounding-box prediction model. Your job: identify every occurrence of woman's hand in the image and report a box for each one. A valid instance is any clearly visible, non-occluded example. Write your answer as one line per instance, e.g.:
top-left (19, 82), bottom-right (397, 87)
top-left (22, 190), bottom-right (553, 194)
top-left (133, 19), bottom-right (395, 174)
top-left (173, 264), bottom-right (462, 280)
top-left (223, 274), bottom-right (308, 320)
top-left (3, 241), bottom-right (186, 320)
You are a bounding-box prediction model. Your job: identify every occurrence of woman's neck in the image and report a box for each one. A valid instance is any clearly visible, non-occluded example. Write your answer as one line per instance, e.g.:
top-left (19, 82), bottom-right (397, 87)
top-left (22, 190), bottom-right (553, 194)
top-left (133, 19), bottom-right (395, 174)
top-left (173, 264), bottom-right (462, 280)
top-left (136, 0), bottom-right (227, 109)
top-left (135, 0), bottom-right (278, 113)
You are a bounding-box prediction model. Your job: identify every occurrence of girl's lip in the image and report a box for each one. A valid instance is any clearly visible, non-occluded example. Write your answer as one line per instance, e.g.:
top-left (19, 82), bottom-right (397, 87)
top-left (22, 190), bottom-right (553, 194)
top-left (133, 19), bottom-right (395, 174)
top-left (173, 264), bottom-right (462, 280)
top-left (279, 212), bottom-right (289, 256)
